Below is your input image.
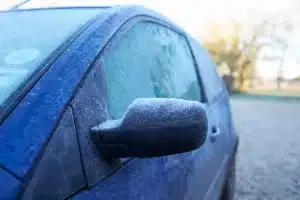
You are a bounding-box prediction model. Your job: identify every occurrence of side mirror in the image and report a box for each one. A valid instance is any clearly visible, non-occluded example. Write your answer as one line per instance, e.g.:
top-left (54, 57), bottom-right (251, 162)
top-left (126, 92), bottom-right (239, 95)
top-left (91, 98), bottom-right (208, 159)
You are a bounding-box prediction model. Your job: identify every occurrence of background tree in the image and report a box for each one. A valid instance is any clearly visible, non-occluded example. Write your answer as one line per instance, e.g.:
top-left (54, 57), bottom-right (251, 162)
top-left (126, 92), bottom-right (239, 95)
top-left (259, 13), bottom-right (294, 89)
top-left (202, 20), bottom-right (268, 91)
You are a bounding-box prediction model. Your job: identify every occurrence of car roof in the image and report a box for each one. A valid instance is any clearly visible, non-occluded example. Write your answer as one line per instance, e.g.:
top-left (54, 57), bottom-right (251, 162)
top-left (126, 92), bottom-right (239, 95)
top-left (0, 4), bottom-right (186, 183)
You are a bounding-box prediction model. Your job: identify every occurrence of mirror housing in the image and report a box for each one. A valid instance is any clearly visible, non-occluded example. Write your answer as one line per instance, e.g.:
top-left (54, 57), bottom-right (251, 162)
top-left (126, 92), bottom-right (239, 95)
top-left (91, 98), bottom-right (208, 159)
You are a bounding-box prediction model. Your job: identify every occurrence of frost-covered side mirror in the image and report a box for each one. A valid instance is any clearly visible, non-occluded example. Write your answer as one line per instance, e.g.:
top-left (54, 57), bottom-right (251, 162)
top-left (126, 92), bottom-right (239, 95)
top-left (91, 98), bottom-right (208, 159)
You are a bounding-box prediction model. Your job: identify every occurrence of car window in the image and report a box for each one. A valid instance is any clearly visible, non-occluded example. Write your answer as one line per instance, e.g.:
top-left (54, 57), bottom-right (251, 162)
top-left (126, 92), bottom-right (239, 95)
top-left (103, 21), bottom-right (202, 119)
top-left (0, 8), bottom-right (103, 109)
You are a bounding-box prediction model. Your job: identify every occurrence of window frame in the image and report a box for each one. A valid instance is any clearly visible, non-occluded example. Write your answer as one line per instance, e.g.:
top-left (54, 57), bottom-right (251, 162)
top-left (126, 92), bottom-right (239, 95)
top-left (100, 15), bottom-right (207, 111)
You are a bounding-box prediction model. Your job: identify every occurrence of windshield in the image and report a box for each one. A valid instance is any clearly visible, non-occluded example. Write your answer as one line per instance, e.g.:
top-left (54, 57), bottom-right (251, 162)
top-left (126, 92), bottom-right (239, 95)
top-left (0, 8), bottom-right (102, 109)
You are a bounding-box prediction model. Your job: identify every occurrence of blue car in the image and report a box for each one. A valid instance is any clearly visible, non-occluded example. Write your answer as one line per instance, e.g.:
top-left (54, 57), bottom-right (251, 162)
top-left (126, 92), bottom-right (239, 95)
top-left (0, 6), bottom-right (238, 200)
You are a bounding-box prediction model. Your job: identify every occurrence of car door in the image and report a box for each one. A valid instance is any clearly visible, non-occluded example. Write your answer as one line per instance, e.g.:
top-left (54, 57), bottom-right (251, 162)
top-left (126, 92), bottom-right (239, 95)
top-left (188, 36), bottom-right (236, 199)
top-left (72, 18), bottom-right (219, 200)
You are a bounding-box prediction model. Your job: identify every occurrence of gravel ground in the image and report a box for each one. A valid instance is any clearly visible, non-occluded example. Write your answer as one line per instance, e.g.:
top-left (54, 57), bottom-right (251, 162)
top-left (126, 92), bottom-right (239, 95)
top-left (231, 98), bottom-right (300, 200)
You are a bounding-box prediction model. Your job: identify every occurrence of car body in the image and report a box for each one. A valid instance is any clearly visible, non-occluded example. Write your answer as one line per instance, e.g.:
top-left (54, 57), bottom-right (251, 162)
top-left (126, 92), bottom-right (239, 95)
top-left (0, 6), bottom-right (238, 200)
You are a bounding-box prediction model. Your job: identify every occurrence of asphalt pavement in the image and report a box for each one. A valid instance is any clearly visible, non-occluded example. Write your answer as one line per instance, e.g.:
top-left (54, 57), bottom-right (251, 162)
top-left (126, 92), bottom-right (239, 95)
top-left (231, 98), bottom-right (300, 200)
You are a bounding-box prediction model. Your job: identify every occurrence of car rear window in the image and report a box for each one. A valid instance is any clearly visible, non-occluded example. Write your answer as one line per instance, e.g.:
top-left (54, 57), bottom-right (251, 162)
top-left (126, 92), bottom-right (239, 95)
top-left (0, 8), bottom-right (103, 110)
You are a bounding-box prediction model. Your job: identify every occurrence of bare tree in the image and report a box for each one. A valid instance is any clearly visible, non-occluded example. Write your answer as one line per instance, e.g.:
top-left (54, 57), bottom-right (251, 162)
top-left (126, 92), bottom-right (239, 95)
top-left (203, 10), bottom-right (296, 92)
top-left (203, 19), bottom-right (269, 91)
top-left (259, 13), bottom-right (294, 89)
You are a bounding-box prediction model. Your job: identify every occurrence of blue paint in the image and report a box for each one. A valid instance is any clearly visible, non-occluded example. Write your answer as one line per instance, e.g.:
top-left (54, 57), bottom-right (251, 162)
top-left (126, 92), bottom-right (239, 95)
top-left (0, 7), bottom-right (117, 178)
top-left (0, 168), bottom-right (20, 200)
top-left (0, 5), bottom-right (191, 180)
top-left (73, 152), bottom-right (208, 200)
top-left (0, 5), bottom-right (238, 199)
top-left (71, 6), bottom-right (237, 200)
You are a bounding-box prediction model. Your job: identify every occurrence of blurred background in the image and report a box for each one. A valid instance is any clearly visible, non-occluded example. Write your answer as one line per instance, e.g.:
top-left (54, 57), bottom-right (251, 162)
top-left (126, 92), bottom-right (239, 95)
top-left (1, 1), bottom-right (300, 199)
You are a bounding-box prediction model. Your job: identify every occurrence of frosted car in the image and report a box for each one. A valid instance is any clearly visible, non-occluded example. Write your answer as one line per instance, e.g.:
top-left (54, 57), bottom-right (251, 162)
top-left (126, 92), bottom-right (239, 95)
top-left (0, 6), bottom-right (238, 200)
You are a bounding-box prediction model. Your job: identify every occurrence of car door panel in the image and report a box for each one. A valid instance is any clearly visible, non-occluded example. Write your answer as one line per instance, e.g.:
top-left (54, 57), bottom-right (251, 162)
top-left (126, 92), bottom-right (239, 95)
top-left (202, 104), bottom-right (227, 200)
top-left (0, 168), bottom-right (20, 200)
top-left (73, 147), bottom-right (214, 200)
top-left (205, 93), bottom-right (234, 200)
top-left (22, 107), bottom-right (85, 200)
top-left (188, 35), bottom-right (235, 198)
top-left (72, 19), bottom-right (218, 200)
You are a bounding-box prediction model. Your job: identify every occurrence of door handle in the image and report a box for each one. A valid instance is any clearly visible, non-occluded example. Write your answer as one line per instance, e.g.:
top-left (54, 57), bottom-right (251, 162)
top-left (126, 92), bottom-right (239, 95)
top-left (210, 126), bottom-right (220, 141)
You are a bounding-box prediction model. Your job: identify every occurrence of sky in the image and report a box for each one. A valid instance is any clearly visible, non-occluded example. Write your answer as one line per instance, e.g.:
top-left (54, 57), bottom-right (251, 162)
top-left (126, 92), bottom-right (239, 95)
top-left (1, 0), bottom-right (300, 79)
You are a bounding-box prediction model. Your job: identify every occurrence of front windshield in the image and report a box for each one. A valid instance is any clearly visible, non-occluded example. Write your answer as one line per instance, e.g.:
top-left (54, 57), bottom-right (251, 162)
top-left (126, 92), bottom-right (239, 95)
top-left (0, 8), bottom-right (102, 108)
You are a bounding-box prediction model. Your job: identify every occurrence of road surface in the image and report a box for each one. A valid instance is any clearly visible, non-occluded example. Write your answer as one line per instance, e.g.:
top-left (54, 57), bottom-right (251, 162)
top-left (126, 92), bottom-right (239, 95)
top-left (231, 98), bottom-right (300, 200)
